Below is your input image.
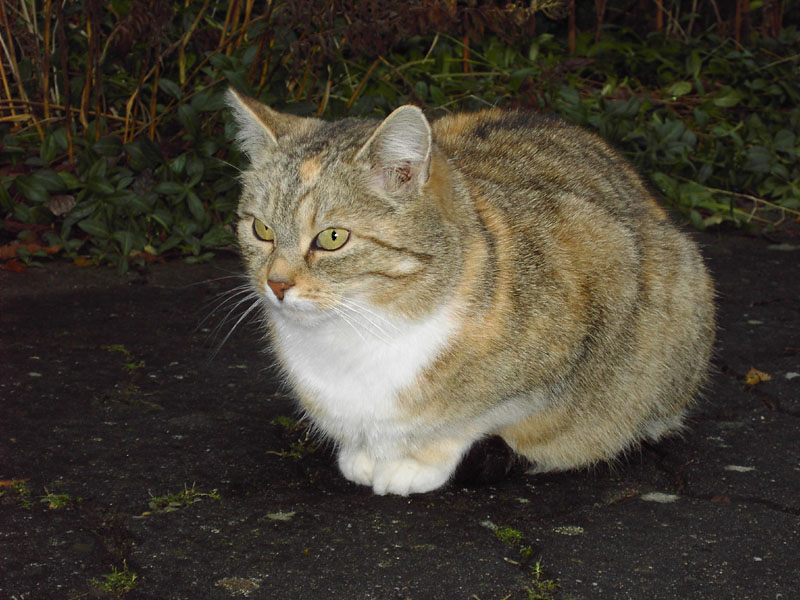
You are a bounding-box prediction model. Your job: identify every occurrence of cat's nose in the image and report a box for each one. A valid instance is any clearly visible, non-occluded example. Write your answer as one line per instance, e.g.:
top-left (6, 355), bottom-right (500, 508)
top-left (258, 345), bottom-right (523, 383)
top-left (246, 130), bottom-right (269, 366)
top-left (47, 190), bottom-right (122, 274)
top-left (267, 279), bottom-right (294, 301)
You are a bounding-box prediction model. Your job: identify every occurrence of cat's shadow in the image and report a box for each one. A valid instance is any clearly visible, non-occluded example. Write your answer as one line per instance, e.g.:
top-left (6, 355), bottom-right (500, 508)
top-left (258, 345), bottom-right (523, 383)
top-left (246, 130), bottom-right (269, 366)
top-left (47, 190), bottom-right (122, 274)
top-left (453, 436), bottom-right (532, 487)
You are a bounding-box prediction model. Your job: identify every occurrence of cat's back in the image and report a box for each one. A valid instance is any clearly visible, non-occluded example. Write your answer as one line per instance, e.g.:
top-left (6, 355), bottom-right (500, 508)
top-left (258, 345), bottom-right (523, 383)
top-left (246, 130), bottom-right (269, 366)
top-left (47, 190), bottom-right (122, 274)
top-left (432, 108), bottom-right (665, 226)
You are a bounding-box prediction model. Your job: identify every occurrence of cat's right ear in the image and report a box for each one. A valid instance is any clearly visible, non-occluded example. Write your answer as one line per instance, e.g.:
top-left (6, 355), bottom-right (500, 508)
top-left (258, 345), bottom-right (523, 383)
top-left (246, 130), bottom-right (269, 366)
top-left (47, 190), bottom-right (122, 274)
top-left (226, 88), bottom-right (280, 159)
top-left (227, 88), bottom-right (318, 160)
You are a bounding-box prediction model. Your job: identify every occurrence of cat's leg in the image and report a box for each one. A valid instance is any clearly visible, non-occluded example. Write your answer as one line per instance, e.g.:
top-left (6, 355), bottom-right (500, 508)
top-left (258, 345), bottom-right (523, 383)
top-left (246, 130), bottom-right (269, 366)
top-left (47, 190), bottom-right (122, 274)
top-left (371, 438), bottom-right (472, 496)
top-left (337, 445), bottom-right (376, 487)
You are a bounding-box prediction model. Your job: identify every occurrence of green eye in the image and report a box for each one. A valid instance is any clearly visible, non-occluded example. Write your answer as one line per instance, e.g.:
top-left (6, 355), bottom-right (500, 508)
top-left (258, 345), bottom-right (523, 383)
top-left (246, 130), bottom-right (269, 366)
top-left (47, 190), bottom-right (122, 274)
top-left (315, 228), bottom-right (350, 251)
top-left (252, 219), bottom-right (274, 242)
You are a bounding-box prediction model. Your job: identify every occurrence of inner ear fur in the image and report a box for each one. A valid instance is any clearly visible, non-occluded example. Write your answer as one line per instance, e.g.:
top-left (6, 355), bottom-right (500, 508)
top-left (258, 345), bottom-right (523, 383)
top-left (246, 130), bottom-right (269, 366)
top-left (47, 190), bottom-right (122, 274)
top-left (355, 104), bottom-right (433, 192)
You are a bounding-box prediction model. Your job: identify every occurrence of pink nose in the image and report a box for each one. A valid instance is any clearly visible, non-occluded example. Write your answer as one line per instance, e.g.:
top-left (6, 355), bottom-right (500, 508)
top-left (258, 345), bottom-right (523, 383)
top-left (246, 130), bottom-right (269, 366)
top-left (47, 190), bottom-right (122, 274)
top-left (267, 279), bottom-right (293, 300)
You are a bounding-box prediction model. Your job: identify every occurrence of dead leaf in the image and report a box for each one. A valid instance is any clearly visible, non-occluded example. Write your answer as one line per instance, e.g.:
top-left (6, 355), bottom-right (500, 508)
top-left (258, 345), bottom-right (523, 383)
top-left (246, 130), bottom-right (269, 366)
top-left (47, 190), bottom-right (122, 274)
top-left (48, 194), bottom-right (76, 216)
top-left (73, 256), bottom-right (95, 267)
top-left (0, 478), bottom-right (30, 487)
top-left (1, 258), bottom-right (27, 272)
top-left (0, 238), bottom-right (61, 260)
top-left (745, 367), bottom-right (772, 386)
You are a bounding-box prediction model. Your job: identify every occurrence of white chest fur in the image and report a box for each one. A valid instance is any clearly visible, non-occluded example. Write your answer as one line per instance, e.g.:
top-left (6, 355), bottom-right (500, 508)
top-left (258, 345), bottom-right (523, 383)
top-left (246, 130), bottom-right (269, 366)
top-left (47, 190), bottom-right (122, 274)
top-left (268, 302), bottom-right (456, 448)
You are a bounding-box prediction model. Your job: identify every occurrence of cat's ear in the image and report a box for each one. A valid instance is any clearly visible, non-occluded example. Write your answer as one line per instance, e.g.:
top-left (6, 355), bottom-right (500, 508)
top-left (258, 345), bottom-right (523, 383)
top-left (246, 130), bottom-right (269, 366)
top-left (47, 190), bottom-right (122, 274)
top-left (355, 105), bottom-right (432, 192)
top-left (226, 88), bottom-right (314, 159)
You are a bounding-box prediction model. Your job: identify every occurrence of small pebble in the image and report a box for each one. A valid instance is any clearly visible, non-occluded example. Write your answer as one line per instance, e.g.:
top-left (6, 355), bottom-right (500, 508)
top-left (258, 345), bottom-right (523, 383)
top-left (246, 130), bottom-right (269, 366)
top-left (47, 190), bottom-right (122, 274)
top-left (640, 492), bottom-right (680, 503)
top-left (724, 465), bottom-right (755, 472)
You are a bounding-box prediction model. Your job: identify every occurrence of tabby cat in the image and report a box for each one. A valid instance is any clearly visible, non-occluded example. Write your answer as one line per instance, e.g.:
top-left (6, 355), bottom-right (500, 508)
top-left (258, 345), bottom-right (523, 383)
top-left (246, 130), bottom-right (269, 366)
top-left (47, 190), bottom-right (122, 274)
top-left (227, 88), bottom-right (715, 496)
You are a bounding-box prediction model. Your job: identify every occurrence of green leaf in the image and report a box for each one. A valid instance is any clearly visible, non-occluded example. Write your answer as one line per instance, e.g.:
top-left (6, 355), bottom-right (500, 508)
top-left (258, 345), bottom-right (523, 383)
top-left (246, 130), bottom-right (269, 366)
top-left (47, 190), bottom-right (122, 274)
top-left (40, 134), bottom-right (57, 164)
top-left (151, 208), bottom-right (173, 228)
top-left (32, 170), bottom-right (67, 192)
top-left (713, 87), bottom-right (744, 108)
top-left (154, 181), bottom-right (186, 195)
top-left (124, 137), bottom-right (163, 170)
top-left (112, 230), bottom-right (146, 255)
top-left (186, 191), bottom-right (206, 221)
top-left (159, 78), bottom-right (182, 99)
top-left (200, 225), bottom-right (235, 247)
top-left (191, 87), bottom-right (227, 112)
top-left (170, 154), bottom-right (188, 175)
top-left (87, 177), bottom-right (116, 195)
top-left (178, 104), bottom-right (200, 138)
top-left (14, 175), bottom-right (50, 203)
top-left (87, 157), bottom-right (108, 179)
top-left (650, 172), bottom-right (678, 200)
top-left (744, 146), bottom-right (772, 173)
top-left (78, 218), bottom-right (109, 238)
top-left (686, 50), bottom-right (702, 78)
top-left (693, 108), bottom-right (709, 129)
top-left (774, 129), bottom-right (795, 152)
top-left (118, 192), bottom-right (153, 215)
top-left (0, 183), bottom-right (12, 211)
top-left (58, 172), bottom-right (83, 190)
top-left (689, 209), bottom-right (706, 230)
top-left (93, 136), bottom-right (124, 157)
top-left (184, 251), bottom-right (215, 264)
top-left (667, 81), bottom-right (692, 97)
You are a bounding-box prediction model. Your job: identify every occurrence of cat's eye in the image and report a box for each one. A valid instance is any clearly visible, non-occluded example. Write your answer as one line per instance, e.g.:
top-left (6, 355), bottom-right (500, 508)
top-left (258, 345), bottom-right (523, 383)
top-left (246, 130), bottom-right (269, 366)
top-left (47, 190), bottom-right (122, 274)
top-left (315, 228), bottom-right (350, 251)
top-left (252, 218), bottom-right (274, 242)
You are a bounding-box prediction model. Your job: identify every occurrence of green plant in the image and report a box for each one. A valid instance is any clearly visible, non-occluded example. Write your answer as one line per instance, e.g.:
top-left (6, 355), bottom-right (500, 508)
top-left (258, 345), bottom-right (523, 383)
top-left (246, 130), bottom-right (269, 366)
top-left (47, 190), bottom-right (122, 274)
top-left (91, 563), bottom-right (138, 596)
top-left (494, 525), bottom-right (524, 546)
top-left (145, 484), bottom-right (220, 514)
top-left (2, 3), bottom-right (798, 274)
top-left (101, 344), bottom-right (146, 371)
top-left (268, 416), bottom-right (318, 460)
top-left (41, 491), bottom-right (81, 509)
top-left (488, 524), bottom-right (561, 598)
top-left (1, 479), bottom-right (33, 509)
top-left (527, 561), bottom-right (560, 600)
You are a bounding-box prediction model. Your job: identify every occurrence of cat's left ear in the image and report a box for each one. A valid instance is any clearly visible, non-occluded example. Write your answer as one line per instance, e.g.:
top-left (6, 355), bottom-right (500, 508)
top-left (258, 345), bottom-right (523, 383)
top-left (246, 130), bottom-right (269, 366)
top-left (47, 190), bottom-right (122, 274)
top-left (355, 105), bottom-right (432, 192)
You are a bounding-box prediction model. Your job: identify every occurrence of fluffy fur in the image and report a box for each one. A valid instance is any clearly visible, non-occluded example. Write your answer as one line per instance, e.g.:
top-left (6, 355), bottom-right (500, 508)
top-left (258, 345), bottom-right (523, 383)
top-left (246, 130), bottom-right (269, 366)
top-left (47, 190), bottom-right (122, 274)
top-left (227, 88), bottom-right (716, 496)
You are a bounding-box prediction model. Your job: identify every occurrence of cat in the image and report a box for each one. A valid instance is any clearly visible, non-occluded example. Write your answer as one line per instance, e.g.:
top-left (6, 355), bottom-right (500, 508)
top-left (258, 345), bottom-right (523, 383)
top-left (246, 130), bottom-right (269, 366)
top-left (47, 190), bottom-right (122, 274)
top-left (226, 88), bottom-right (715, 496)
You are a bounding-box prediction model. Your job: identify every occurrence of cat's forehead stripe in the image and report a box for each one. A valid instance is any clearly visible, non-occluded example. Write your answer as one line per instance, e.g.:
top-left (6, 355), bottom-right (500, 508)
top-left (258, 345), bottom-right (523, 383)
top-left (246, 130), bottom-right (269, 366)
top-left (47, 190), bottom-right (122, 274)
top-left (298, 153), bottom-right (324, 186)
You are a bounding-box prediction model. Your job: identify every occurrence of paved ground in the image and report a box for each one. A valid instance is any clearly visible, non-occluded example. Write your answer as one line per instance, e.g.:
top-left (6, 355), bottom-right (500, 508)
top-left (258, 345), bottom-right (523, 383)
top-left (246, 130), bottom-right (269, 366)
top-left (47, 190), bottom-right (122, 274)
top-left (1, 226), bottom-right (798, 600)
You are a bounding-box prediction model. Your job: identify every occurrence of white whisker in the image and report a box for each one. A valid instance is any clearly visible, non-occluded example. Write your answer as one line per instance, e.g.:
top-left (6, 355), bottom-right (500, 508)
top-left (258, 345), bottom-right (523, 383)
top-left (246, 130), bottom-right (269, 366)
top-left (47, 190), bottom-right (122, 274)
top-left (341, 298), bottom-right (402, 334)
top-left (198, 285), bottom-right (257, 332)
top-left (336, 299), bottom-right (394, 345)
top-left (330, 306), bottom-right (369, 344)
top-left (207, 294), bottom-right (264, 361)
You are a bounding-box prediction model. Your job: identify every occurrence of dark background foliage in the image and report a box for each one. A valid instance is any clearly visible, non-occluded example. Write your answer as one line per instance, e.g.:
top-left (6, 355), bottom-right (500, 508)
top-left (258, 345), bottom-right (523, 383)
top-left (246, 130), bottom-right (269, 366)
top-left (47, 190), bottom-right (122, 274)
top-left (1, 0), bottom-right (798, 273)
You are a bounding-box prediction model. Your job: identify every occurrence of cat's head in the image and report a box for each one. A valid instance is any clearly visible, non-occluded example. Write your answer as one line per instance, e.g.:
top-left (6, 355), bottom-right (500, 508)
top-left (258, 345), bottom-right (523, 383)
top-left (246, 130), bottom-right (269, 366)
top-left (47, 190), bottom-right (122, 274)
top-left (227, 89), bottom-right (462, 325)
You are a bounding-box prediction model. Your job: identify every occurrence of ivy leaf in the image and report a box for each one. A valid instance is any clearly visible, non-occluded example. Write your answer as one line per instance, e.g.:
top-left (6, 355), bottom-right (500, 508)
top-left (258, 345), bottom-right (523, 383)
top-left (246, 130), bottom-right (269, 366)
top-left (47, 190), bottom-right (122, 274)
top-left (774, 129), bottom-right (795, 153)
top-left (186, 191), bottom-right (206, 221)
top-left (154, 181), bottom-right (186, 195)
top-left (159, 78), bottom-right (182, 99)
top-left (713, 87), bottom-right (744, 108)
top-left (78, 218), bottom-right (109, 238)
top-left (200, 225), bottom-right (235, 247)
top-left (744, 146), bottom-right (772, 173)
top-left (667, 81), bottom-right (692, 97)
top-left (93, 136), bottom-right (124, 157)
top-left (14, 175), bottom-right (50, 204)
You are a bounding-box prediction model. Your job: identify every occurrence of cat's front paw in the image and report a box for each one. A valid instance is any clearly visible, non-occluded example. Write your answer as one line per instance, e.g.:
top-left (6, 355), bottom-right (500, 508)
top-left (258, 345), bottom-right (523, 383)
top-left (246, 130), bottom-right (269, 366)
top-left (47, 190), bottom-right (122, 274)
top-left (337, 447), bottom-right (375, 487)
top-left (371, 458), bottom-right (454, 496)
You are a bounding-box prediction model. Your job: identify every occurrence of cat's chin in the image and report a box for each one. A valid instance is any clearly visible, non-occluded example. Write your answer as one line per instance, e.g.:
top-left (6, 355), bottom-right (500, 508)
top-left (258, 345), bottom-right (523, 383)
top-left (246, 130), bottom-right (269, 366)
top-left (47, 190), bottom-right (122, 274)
top-left (263, 299), bottom-right (332, 327)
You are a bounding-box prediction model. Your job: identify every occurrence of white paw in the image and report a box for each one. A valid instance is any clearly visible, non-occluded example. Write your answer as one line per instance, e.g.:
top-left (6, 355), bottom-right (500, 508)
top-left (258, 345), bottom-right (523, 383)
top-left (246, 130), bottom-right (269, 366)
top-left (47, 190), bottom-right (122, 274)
top-left (371, 458), bottom-right (454, 496)
top-left (337, 447), bottom-right (375, 487)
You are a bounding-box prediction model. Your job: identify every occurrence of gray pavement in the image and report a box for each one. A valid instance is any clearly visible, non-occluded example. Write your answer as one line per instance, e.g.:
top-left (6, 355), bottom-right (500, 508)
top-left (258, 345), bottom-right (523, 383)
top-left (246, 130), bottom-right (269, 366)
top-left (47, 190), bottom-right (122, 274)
top-left (1, 228), bottom-right (798, 599)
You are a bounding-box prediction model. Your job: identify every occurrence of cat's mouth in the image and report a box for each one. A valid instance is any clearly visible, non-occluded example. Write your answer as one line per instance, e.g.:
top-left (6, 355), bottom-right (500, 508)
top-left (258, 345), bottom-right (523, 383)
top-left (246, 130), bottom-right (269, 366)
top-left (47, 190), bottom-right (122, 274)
top-left (262, 291), bottom-right (332, 325)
